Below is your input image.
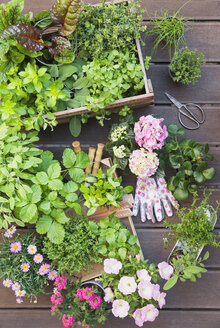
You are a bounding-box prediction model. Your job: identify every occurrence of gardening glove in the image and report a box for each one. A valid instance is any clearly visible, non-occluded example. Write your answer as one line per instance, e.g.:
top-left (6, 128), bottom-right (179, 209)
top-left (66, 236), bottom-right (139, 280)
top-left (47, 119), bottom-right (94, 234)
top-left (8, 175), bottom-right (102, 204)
top-left (133, 177), bottom-right (164, 223)
top-left (156, 177), bottom-right (178, 217)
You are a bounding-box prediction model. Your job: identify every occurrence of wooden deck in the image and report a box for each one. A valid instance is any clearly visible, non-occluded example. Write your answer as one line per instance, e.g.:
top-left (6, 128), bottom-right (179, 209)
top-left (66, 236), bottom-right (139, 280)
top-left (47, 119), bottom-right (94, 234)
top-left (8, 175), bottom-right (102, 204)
top-left (1, 0), bottom-right (220, 327)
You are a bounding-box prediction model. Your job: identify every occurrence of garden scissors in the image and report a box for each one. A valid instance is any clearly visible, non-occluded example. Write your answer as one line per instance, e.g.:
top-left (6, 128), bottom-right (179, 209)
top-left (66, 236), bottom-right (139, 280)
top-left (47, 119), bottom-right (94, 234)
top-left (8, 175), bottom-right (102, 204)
top-left (165, 92), bottom-right (205, 130)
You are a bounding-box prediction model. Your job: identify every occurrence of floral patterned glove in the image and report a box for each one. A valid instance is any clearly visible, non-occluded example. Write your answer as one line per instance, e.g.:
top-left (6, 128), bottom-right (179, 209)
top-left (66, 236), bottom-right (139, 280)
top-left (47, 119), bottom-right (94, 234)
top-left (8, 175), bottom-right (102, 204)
top-left (132, 177), bottom-right (163, 223)
top-left (156, 177), bottom-right (178, 217)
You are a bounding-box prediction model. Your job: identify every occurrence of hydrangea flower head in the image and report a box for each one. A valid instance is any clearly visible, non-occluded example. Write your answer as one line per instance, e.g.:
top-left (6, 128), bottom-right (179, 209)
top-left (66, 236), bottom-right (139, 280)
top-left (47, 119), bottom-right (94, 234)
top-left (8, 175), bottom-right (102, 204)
top-left (112, 299), bottom-right (130, 318)
top-left (3, 279), bottom-right (12, 288)
top-left (21, 263), bottom-right (30, 273)
top-left (118, 276), bottom-right (137, 295)
top-left (34, 253), bottom-right (43, 264)
top-left (38, 263), bottom-right (50, 275)
top-left (12, 282), bottom-right (21, 291)
top-left (104, 258), bottom-right (122, 274)
top-left (48, 270), bottom-right (58, 281)
top-left (138, 281), bottom-right (154, 299)
top-left (158, 261), bottom-right (174, 280)
top-left (10, 241), bottom-right (22, 253)
top-left (129, 149), bottom-right (159, 178)
top-left (136, 269), bottom-right (151, 283)
top-left (134, 115), bottom-right (168, 151)
top-left (27, 244), bottom-right (37, 255)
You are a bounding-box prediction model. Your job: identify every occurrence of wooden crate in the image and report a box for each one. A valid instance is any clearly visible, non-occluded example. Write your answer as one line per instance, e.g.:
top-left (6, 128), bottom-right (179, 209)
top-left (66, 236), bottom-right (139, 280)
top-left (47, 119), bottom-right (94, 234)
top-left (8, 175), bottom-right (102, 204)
top-left (53, 0), bottom-right (154, 123)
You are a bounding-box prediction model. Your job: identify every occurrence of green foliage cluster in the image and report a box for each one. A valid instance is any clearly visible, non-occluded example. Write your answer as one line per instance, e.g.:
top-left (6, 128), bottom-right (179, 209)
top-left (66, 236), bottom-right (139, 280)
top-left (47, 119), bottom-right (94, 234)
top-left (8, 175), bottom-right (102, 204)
top-left (88, 215), bottom-right (140, 261)
top-left (169, 47), bottom-right (205, 85)
top-left (164, 249), bottom-right (209, 290)
top-left (43, 217), bottom-right (101, 275)
top-left (75, 0), bottom-right (146, 60)
top-left (164, 191), bottom-right (220, 252)
top-left (83, 50), bottom-right (144, 125)
top-left (52, 279), bottom-right (107, 327)
top-left (163, 124), bottom-right (216, 201)
top-left (80, 165), bottom-right (133, 216)
top-left (0, 231), bottom-right (51, 299)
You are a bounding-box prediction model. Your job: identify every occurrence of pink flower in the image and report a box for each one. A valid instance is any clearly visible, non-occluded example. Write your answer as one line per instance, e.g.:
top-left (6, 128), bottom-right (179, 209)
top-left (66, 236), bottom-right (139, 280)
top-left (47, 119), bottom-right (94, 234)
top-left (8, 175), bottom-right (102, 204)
top-left (136, 269), bottom-right (151, 283)
top-left (54, 276), bottom-right (67, 291)
top-left (51, 305), bottom-right (57, 312)
top-left (142, 304), bottom-right (159, 322)
top-left (82, 287), bottom-right (94, 301)
top-left (89, 294), bottom-right (102, 309)
top-left (10, 242), bottom-right (22, 253)
top-left (20, 263), bottom-right (30, 273)
top-left (33, 253), bottom-right (43, 263)
top-left (133, 308), bottom-right (146, 327)
top-left (48, 270), bottom-right (58, 281)
top-left (134, 115), bottom-right (168, 152)
top-left (16, 290), bottom-right (26, 297)
top-left (112, 299), bottom-right (130, 318)
top-left (62, 314), bottom-right (74, 328)
top-left (129, 149), bottom-right (159, 178)
top-left (16, 297), bottom-right (23, 304)
top-left (27, 245), bottom-right (37, 255)
top-left (158, 261), bottom-right (174, 280)
top-left (104, 258), bottom-right (122, 274)
top-left (85, 325), bottom-right (89, 328)
top-left (38, 263), bottom-right (50, 275)
top-left (3, 279), bottom-right (12, 288)
top-left (138, 281), bottom-right (154, 299)
top-left (104, 287), bottom-right (114, 303)
top-left (12, 282), bottom-right (21, 291)
top-left (118, 276), bottom-right (137, 295)
top-left (77, 322), bottom-right (81, 326)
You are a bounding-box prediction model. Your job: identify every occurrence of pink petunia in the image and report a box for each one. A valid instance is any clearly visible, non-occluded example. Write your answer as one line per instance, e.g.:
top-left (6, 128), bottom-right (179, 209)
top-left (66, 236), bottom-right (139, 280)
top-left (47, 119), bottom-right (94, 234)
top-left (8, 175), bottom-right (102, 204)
top-left (27, 245), bottom-right (37, 255)
top-left (10, 242), bottom-right (22, 253)
top-left (20, 263), bottom-right (30, 273)
top-left (158, 261), bottom-right (174, 280)
top-left (3, 279), bottom-right (12, 288)
top-left (112, 299), bottom-right (130, 318)
top-left (104, 258), bottom-right (122, 274)
top-left (33, 253), bottom-right (43, 264)
top-left (118, 276), bottom-right (137, 295)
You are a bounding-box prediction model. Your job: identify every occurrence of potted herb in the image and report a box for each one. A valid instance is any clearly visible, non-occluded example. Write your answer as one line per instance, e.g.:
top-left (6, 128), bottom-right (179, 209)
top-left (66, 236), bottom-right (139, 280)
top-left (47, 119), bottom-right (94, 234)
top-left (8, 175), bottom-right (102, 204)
top-left (169, 47), bottom-right (205, 85)
top-left (50, 276), bottom-right (108, 327)
top-left (0, 229), bottom-right (57, 304)
top-left (163, 124), bottom-right (216, 201)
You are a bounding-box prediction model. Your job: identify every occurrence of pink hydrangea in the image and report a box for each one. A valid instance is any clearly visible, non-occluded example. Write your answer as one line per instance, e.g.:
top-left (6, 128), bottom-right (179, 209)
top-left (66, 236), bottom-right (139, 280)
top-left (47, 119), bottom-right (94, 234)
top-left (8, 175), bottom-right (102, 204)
top-left (158, 261), bottom-right (174, 280)
top-left (104, 258), bottom-right (122, 274)
top-left (20, 263), bottom-right (30, 273)
top-left (134, 115), bottom-right (168, 152)
top-left (118, 276), bottom-right (137, 295)
top-left (62, 314), bottom-right (75, 328)
top-left (3, 279), bottom-right (12, 288)
top-left (129, 149), bottom-right (159, 178)
top-left (10, 241), bottom-right (22, 253)
top-left (33, 253), bottom-right (43, 264)
top-left (112, 299), bottom-right (130, 318)
top-left (27, 245), bottom-right (37, 255)
top-left (104, 287), bottom-right (114, 303)
top-left (142, 304), bottom-right (159, 322)
top-left (136, 269), bottom-right (151, 283)
top-left (138, 281), bottom-right (154, 299)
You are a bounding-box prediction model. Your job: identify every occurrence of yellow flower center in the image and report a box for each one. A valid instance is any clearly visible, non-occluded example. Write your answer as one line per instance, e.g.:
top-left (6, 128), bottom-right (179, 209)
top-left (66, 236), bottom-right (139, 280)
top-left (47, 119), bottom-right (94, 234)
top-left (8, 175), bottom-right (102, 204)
top-left (6, 282), bottom-right (10, 285)
top-left (30, 248), bottom-right (34, 252)
top-left (24, 266), bottom-right (27, 269)
top-left (14, 245), bottom-right (18, 249)
top-left (44, 267), bottom-right (48, 270)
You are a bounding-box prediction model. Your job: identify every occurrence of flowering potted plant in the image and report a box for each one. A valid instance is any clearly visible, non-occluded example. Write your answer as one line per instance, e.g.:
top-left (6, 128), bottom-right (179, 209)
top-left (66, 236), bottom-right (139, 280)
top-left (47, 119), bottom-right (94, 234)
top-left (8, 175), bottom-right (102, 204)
top-left (0, 227), bottom-right (57, 304)
top-left (50, 276), bottom-right (108, 327)
top-left (100, 256), bottom-right (173, 327)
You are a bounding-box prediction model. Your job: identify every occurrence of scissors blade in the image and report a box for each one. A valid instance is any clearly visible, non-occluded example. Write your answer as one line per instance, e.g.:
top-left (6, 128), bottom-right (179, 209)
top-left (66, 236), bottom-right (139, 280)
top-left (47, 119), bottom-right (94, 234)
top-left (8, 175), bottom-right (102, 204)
top-left (165, 92), bottom-right (183, 109)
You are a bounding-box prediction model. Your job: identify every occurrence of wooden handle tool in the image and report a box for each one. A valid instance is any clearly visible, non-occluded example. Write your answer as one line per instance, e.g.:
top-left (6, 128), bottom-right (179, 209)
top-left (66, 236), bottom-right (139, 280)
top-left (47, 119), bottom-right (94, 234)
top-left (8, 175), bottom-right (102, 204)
top-left (72, 141), bottom-right (81, 154)
top-left (92, 143), bottom-right (105, 174)
top-left (85, 147), bottom-right (96, 177)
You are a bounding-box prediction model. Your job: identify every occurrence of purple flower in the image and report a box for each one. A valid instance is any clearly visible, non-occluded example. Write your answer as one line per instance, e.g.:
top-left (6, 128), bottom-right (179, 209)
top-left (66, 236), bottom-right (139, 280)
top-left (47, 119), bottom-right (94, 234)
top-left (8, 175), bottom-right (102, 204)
top-left (16, 297), bottom-right (23, 304)
top-left (3, 279), bottom-right (12, 288)
top-left (12, 282), bottom-right (21, 291)
top-left (27, 245), bottom-right (37, 255)
top-left (34, 254), bottom-right (43, 264)
top-left (10, 242), bottom-right (22, 253)
top-left (48, 270), bottom-right (58, 281)
top-left (20, 263), bottom-right (30, 273)
top-left (4, 226), bottom-right (16, 238)
top-left (38, 263), bottom-right (50, 275)
top-left (4, 231), bottom-right (13, 238)
top-left (158, 261), bottom-right (174, 280)
top-left (16, 290), bottom-right (26, 297)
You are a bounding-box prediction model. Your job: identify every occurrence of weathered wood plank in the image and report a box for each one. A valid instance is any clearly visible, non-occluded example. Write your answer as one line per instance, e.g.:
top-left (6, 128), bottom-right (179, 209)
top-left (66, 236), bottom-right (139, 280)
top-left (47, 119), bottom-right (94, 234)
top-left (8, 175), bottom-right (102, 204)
top-left (143, 23), bottom-right (220, 63)
top-left (147, 65), bottom-right (220, 104)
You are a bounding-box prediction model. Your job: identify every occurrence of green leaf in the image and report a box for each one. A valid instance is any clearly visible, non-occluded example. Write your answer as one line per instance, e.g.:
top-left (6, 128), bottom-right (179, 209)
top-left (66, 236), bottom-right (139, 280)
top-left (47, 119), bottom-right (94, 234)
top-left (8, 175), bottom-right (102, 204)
top-left (118, 247), bottom-right (127, 260)
top-left (20, 203), bottom-right (37, 221)
top-left (163, 274), bottom-right (178, 290)
top-left (106, 232), bottom-right (116, 244)
top-left (30, 184), bottom-right (41, 204)
top-left (174, 188), bottom-right (189, 201)
top-left (203, 168), bottom-right (216, 180)
top-left (47, 221), bottom-right (65, 244)
top-left (75, 151), bottom-right (90, 169)
top-left (87, 206), bottom-right (97, 216)
top-left (0, 0), bottom-right (24, 30)
top-left (168, 124), bottom-right (179, 136)
top-left (36, 171), bottom-right (49, 185)
top-left (48, 179), bottom-right (63, 190)
top-left (71, 202), bottom-right (82, 215)
top-left (97, 244), bottom-right (107, 256)
top-left (69, 116), bottom-right (81, 137)
top-left (36, 215), bottom-right (53, 234)
top-left (206, 154), bottom-right (214, 161)
top-left (118, 230), bottom-right (127, 244)
top-left (62, 148), bottom-right (76, 168)
top-left (47, 163), bottom-right (61, 179)
top-left (123, 186), bottom-right (133, 194)
top-left (69, 167), bottom-right (85, 183)
top-left (128, 235), bottom-right (138, 245)
top-left (0, 123), bottom-right (8, 140)
top-left (39, 201), bottom-right (51, 214)
top-left (193, 171), bottom-right (205, 183)
top-left (177, 128), bottom-right (186, 136)
top-left (52, 209), bottom-right (69, 224)
top-left (203, 251), bottom-right (209, 261)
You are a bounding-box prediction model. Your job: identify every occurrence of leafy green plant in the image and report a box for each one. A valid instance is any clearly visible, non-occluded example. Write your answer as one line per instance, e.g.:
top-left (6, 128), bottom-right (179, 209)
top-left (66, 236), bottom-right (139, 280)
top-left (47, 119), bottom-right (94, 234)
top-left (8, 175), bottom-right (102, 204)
top-left (88, 214), bottom-right (140, 260)
top-left (169, 47), bottom-right (205, 85)
top-left (0, 230), bottom-right (54, 301)
top-left (79, 165), bottom-right (133, 216)
top-left (164, 191), bottom-right (220, 252)
top-left (83, 49), bottom-right (144, 125)
top-left (43, 217), bottom-right (101, 275)
top-left (163, 124), bottom-right (216, 200)
top-left (75, 0), bottom-right (146, 60)
top-left (163, 249), bottom-right (209, 290)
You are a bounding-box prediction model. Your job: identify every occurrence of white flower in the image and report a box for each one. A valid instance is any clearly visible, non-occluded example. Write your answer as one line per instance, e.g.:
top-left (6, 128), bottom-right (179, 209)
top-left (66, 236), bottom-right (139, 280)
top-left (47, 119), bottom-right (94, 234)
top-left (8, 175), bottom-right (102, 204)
top-left (104, 287), bottom-right (114, 303)
top-left (104, 258), bottom-right (122, 274)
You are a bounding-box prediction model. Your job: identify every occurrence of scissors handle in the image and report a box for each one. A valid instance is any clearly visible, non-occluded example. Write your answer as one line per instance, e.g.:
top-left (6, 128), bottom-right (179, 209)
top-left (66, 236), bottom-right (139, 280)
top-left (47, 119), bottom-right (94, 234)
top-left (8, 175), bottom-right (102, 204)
top-left (178, 104), bottom-right (205, 130)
